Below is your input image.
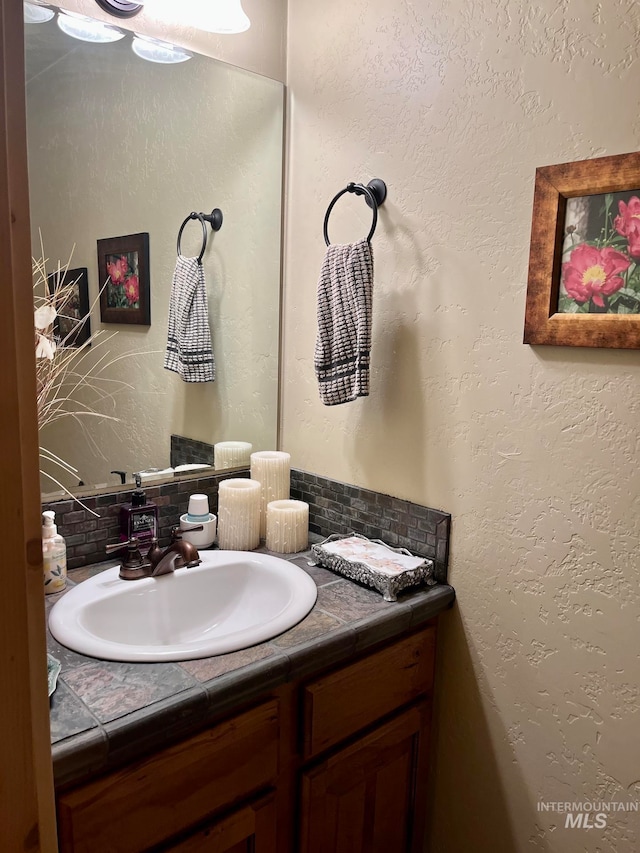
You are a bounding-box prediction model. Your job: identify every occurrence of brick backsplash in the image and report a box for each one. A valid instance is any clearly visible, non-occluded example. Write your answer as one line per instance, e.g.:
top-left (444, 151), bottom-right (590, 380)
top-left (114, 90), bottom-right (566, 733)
top-left (290, 470), bottom-right (450, 583)
top-left (43, 468), bottom-right (451, 580)
top-left (170, 434), bottom-right (215, 468)
top-left (42, 470), bottom-right (248, 570)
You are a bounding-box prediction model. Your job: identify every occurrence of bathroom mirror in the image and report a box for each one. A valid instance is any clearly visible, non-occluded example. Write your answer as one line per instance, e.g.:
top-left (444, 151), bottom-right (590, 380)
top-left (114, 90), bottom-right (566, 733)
top-left (25, 17), bottom-right (283, 496)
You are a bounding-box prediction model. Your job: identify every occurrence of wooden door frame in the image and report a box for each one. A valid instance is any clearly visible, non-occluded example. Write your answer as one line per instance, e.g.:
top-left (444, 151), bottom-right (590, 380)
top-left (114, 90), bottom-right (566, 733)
top-left (0, 0), bottom-right (58, 849)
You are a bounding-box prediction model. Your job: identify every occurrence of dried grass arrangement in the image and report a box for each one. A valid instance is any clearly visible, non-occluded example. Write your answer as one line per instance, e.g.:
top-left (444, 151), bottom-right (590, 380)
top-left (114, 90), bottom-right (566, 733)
top-left (33, 241), bottom-right (133, 514)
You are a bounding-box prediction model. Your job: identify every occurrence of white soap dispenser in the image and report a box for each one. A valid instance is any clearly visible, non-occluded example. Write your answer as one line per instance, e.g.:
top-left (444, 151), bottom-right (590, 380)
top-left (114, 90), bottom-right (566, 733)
top-left (42, 510), bottom-right (67, 594)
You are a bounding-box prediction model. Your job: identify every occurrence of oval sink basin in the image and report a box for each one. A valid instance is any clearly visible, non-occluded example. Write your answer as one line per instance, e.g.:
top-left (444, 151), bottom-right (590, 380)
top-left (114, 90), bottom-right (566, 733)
top-left (49, 551), bottom-right (317, 662)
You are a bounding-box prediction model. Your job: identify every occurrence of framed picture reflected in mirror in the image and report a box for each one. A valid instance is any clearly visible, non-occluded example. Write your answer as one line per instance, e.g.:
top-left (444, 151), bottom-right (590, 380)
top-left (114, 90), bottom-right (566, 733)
top-left (98, 232), bottom-right (151, 325)
top-left (47, 266), bottom-right (91, 347)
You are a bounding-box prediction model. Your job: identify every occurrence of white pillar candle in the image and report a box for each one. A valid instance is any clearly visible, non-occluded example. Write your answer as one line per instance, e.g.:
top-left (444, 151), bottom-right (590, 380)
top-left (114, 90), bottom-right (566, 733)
top-left (266, 500), bottom-right (309, 554)
top-left (214, 441), bottom-right (253, 471)
top-left (250, 451), bottom-right (291, 538)
top-left (216, 478), bottom-right (261, 550)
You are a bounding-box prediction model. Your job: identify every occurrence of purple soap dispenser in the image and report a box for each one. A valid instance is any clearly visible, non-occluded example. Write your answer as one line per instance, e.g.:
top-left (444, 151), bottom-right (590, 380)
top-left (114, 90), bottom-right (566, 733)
top-left (120, 473), bottom-right (158, 547)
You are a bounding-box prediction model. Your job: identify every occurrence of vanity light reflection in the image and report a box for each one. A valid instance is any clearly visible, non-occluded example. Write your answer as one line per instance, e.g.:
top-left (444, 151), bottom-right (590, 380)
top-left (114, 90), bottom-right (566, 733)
top-left (24, 3), bottom-right (55, 23)
top-left (27, 6), bottom-right (189, 63)
top-left (131, 34), bottom-right (192, 63)
top-left (57, 10), bottom-right (125, 42)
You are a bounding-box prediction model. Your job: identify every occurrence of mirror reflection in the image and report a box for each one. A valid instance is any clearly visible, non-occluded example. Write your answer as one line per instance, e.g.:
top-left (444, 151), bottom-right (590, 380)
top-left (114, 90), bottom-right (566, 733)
top-left (25, 18), bottom-right (283, 496)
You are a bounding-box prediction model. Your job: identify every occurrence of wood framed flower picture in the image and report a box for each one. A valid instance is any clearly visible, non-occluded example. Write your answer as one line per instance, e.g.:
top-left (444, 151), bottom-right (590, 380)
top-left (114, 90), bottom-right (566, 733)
top-left (524, 151), bottom-right (640, 348)
top-left (98, 232), bottom-right (150, 325)
top-left (47, 266), bottom-right (91, 347)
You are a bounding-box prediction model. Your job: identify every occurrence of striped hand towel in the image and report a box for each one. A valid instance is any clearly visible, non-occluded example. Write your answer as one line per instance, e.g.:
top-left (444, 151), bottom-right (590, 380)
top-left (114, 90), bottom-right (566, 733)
top-left (164, 255), bottom-right (215, 383)
top-left (314, 238), bottom-right (373, 405)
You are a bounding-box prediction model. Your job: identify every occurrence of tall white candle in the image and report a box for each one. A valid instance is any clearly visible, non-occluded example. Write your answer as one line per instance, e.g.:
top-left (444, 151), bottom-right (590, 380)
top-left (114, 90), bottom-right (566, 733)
top-left (250, 451), bottom-right (291, 538)
top-left (266, 500), bottom-right (309, 554)
top-left (214, 441), bottom-right (253, 471)
top-left (217, 478), bottom-right (261, 550)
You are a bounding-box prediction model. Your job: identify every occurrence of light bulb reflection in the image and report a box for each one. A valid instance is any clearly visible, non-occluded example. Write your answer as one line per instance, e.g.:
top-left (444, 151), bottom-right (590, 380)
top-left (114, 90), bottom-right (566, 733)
top-left (132, 35), bottom-right (192, 64)
top-left (57, 11), bottom-right (126, 43)
top-left (24, 3), bottom-right (55, 23)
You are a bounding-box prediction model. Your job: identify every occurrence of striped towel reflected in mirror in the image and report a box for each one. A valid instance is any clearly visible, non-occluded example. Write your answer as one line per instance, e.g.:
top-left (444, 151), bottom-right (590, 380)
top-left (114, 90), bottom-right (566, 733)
top-left (164, 255), bottom-right (215, 383)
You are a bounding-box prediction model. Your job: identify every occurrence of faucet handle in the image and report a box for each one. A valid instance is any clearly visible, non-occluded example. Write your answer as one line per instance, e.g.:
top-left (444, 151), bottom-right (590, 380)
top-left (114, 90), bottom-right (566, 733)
top-left (106, 537), bottom-right (145, 568)
top-left (170, 525), bottom-right (204, 542)
top-left (106, 536), bottom-right (153, 581)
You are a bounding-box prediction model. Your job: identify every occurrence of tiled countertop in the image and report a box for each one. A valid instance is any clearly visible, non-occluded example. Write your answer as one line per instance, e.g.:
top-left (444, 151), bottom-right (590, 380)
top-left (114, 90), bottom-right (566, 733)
top-left (47, 540), bottom-right (455, 790)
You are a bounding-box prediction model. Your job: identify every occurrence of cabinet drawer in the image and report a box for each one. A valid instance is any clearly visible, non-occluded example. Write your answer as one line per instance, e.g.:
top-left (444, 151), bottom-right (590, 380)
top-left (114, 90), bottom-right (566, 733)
top-left (57, 700), bottom-right (279, 853)
top-left (302, 628), bottom-right (435, 759)
top-left (161, 793), bottom-right (277, 852)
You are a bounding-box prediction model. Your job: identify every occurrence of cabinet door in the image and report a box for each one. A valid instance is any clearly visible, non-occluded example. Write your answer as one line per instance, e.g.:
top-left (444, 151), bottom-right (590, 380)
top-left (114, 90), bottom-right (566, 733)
top-left (160, 794), bottom-right (277, 852)
top-left (300, 704), bottom-right (430, 853)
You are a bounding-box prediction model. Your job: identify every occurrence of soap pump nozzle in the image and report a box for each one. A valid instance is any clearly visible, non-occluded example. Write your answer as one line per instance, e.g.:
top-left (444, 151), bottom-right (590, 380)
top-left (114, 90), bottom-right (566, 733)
top-left (42, 509), bottom-right (57, 537)
top-left (131, 473), bottom-right (146, 507)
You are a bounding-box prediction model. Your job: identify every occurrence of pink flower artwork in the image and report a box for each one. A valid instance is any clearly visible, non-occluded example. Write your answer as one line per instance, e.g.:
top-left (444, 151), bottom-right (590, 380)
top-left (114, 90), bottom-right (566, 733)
top-left (125, 275), bottom-right (139, 305)
top-left (98, 234), bottom-right (149, 323)
top-left (562, 243), bottom-right (630, 308)
top-left (614, 195), bottom-right (640, 258)
top-left (106, 256), bottom-right (129, 286)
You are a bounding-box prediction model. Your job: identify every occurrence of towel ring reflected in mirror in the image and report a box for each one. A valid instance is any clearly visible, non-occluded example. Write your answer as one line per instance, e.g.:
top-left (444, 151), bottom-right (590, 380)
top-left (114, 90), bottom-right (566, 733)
top-left (323, 178), bottom-right (387, 246)
top-left (177, 208), bottom-right (224, 263)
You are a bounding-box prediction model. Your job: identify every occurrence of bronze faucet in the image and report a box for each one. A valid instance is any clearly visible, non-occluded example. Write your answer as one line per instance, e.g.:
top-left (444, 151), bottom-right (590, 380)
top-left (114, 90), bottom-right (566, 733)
top-left (106, 530), bottom-right (201, 580)
top-left (147, 535), bottom-right (201, 576)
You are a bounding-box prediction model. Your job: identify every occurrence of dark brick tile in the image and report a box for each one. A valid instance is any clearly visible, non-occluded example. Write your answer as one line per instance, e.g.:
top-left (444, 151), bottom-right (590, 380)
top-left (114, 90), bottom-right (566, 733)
top-left (408, 527), bottom-right (427, 544)
top-left (61, 510), bottom-right (87, 524)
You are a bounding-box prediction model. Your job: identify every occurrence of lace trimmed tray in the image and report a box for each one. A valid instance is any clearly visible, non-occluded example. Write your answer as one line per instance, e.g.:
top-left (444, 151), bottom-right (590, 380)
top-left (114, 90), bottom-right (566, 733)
top-left (311, 533), bottom-right (436, 601)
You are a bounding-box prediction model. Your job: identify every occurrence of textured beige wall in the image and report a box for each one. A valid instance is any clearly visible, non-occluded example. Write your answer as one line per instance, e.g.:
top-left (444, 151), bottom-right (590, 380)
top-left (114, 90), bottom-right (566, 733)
top-left (28, 28), bottom-right (283, 490)
top-left (283, 1), bottom-right (640, 850)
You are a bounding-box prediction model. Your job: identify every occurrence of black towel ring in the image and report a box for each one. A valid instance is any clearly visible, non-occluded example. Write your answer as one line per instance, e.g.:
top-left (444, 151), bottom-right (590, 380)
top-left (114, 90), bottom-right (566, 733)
top-left (323, 178), bottom-right (387, 246)
top-left (177, 208), bottom-right (223, 263)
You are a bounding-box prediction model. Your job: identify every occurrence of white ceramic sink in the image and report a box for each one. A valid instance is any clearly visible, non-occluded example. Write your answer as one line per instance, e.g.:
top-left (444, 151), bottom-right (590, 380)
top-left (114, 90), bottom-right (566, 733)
top-left (48, 551), bottom-right (317, 662)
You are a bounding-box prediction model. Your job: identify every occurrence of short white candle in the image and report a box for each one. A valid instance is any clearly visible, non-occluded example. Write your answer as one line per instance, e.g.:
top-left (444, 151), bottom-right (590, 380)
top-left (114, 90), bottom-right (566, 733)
top-left (266, 500), bottom-right (309, 554)
top-left (217, 478), bottom-right (261, 550)
top-left (250, 451), bottom-right (291, 539)
top-left (214, 441), bottom-right (253, 471)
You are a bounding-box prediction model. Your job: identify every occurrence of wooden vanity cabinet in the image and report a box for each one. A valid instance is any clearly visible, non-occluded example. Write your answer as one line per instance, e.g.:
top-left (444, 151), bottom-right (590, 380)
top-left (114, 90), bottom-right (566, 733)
top-left (55, 623), bottom-right (437, 853)
top-left (298, 628), bottom-right (435, 853)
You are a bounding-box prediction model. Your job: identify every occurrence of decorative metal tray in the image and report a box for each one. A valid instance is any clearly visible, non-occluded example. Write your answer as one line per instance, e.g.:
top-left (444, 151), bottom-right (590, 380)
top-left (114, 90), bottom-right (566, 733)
top-left (311, 533), bottom-right (436, 602)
